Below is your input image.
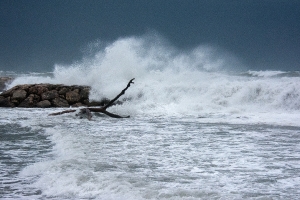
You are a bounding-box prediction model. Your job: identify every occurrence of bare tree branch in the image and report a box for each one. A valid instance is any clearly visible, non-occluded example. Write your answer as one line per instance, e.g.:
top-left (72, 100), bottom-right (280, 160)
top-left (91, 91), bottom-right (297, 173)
top-left (103, 78), bottom-right (134, 109)
top-left (49, 78), bottom-right (135, 119)
top-left (49, 109), bottom-right (76, 116)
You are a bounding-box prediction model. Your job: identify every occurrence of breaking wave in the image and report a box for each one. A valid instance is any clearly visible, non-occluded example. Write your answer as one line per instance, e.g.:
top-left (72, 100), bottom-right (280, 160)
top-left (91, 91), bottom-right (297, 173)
top-left (5, 35), bottom-right (300, 119)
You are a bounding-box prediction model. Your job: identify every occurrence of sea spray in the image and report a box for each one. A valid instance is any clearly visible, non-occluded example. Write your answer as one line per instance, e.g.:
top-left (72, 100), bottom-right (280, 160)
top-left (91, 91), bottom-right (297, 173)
top-left (7, 36), bottom-right (241, 93)
top-left (5, 36), bottom-right (300, 122)
top-left (1, 36), bottom-right (300, 199)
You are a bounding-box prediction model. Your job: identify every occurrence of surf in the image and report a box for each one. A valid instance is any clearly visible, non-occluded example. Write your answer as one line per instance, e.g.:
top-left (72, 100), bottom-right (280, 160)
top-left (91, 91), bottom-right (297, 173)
top-left (3, 35), bottom-right (300, 125)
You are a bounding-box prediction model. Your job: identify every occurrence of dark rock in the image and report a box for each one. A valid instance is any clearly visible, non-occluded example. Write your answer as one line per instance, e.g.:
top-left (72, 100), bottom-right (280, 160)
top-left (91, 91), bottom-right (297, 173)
top-left (0, 84), bottom-right (96, 108)
top-left (16, 84), bottom-right (30, 91)
top-left (1, 86), bottom-right (19, 97)
top-left (52, 97), bottom-right (69, 107)
top-left (0, 96), bottom-right (15, 107)
top-left (82, 99), bottom-right (90, 105)
top-left (80, 87), bottom-right (90, 100)
top-left (58, 87), bottom-right (70, 95)
top-left (73, 88), bottom-right (80, 93)
top-left (19, 94), bottom-right (40, 107)
top-left (29, 85), bottom-right (49, 95)
top-left (0, 89), bottom-right (13, 97)
top-left (12, 89), bottom-right (27, 102)
top-left (54, 85), bottom-right (64, 91)
top-left (37, 100), bottom-right (51, 108)
top-left (28, 84), bottom-right (51, 96)
top-left (41, 90), bottom-right (59, 100)
top-left (66, 91), bottom-right (81, 104)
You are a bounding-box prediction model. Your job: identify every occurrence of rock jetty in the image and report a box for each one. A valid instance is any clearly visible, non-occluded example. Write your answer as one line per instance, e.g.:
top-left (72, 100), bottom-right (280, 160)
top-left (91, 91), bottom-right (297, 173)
top-left (0, 84), bottom-right (105, 108)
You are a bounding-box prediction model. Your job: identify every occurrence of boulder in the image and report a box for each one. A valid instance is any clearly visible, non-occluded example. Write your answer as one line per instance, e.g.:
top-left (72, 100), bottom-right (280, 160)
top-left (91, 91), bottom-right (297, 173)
top-left (16, 84), bottom-right (30, 91)
top-left (0, 96), bottom-right (15, 107)
top-left (19, 94), bottom-right (40, 107)
top-left (0, 86), bottom-right (17, 97)
top-left (80, 87), bottom-right (90, 100)
top-left (66, 91), bottom-right (81, 104)
top-left (37, 100), bottom-right (51, 108)
top-left (12, 89), bottom-right (27, 101)
top-left (73, 88), bottom-right (80, 93)
top-left (29, 85), bottom-right (49, 95)
top-left (58, 87), bottom-right (70, 95)
top-left (41, 90), bottom-right (59, 100)
top-left (0, 84), bottom-right (95, 108)
top-left (52, 97), bottom-right (69, 107)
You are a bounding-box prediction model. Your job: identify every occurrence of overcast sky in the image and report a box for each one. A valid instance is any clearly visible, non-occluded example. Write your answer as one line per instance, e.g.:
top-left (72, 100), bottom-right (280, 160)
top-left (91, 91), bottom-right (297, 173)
top-left (1, 0), bottom-right (299, 72)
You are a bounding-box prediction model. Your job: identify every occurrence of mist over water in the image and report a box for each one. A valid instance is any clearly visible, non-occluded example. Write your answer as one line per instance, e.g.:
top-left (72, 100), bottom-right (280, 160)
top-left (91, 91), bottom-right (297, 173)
top-left (5, 35), bottom-right (300, 125)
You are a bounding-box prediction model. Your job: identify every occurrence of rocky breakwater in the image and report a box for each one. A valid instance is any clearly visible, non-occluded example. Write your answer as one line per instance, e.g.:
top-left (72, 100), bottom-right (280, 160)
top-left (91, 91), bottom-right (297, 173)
top-left (0, 84), bottom-right (100, 108)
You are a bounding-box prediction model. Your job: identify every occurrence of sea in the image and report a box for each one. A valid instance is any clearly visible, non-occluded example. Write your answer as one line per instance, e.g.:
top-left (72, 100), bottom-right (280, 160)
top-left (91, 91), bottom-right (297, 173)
top-left (1, 37), bottom-right (300, 199)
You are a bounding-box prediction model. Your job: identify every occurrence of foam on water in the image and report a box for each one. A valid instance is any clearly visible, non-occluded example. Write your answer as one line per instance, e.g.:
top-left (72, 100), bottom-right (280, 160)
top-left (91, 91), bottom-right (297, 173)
top-left (1, 109), bottom-right (298, 199)
top-left (2, 34), bottom-right (300, 200)
top-left (5, 36), bottom-right (300, 125)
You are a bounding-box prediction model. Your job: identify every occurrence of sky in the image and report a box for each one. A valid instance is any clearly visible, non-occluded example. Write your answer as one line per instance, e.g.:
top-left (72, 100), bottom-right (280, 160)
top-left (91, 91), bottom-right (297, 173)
top-left (0, 0), bottom-right (299, 72)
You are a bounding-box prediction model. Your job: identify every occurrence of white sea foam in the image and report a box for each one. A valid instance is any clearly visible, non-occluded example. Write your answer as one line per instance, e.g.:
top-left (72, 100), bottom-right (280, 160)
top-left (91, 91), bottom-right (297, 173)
top-left (5, 36), bottom-right (300, 125)
top-left (2, 35), bottom-right (300, 199)
top-left (1, 94), bottom-right (300, 199)
top-left (12, 111), bottom-right (300, 199)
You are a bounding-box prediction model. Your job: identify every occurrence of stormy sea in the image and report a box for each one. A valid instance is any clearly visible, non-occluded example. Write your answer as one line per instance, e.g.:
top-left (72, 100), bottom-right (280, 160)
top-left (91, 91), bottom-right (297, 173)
top-left (1, 37), bottom-right (300, 199)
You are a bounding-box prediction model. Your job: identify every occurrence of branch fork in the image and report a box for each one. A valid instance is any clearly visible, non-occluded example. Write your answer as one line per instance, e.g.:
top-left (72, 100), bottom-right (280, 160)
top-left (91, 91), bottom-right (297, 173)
top-left (49, 78), bottom-right (135, 119)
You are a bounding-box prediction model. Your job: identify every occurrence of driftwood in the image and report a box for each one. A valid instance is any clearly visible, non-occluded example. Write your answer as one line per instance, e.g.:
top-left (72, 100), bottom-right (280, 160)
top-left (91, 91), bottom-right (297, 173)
top-left (49, 78), bottom-right (134, 119)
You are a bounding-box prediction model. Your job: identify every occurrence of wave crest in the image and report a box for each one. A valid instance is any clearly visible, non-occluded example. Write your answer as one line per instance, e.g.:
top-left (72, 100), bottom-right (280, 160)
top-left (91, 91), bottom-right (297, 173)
top-left (5, 35), bottom-right (300, 117)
